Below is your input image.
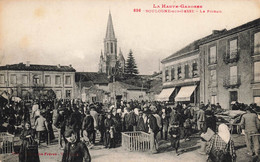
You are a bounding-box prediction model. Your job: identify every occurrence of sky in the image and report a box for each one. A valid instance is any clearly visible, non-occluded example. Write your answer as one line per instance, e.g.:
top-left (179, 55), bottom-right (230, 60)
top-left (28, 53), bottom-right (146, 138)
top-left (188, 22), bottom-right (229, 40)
top-left (0, 0), bottom-right (259, 74)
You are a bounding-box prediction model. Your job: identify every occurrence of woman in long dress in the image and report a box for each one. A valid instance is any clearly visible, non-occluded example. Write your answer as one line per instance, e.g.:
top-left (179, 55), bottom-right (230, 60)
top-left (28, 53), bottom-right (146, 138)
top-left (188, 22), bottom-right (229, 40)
top-left (19, 122), bottom-right (40, 162)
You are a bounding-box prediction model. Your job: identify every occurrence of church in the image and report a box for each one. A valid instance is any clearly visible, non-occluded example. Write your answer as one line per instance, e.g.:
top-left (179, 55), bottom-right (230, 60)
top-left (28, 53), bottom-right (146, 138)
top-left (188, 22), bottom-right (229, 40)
top-left (98, 11), bottom-right (125, 76)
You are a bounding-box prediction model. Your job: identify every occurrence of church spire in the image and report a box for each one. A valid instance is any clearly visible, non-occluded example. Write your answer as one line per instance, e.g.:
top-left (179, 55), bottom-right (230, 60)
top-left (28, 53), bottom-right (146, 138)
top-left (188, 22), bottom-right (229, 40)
top-left (105, 11), bottom-right (116, 39)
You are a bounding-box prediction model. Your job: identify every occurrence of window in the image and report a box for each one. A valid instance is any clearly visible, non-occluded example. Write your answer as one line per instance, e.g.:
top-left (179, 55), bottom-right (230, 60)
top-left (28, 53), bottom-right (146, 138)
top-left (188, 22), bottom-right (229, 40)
top-left (0, 75), bottom-right (4, 84)
top-left (171, 67), bottom-right (175, 80)
top-left (185, 64), bottom-right (189, 78)
top-left (230, 66), bottom-right (237, 85)
top-left (66, 90), bottom-right (71, 98)
top-left (22, 75), bottom-right (28, 84)
top-left (110, 43), bottom-right (113, 53)
top-left (55, 75), bottom-right (61, 85)
top-left (211, 95), bottom-right (217, 105)
top-left (33, 75), bottom-right (40, 84)
top-left (254, 32), bottom-right (260, 55)
top-left (254, 62), bottom-right (260, 82)
top-left (210, 70), bottom-right (216, 86)
top-left (65, 76), bottom-right (71, 85)
top-left (165, 68), bottom-right (169, 81)
top-left (177, 66), bottom-right (182, 79)
top-left (45, 75), bottom-right (51, 85)
top-left (229, 39), bottom-right (238, 59)
top-left (56, 90), bottom-right (62, 99)
top-left (209, 46), bottom-right (217, 64)
top-left (10, 75), bottom-right (17, 84)
top-left (254, 97), bottom-right (260, 106)
top-left (192, 62), bottom-right (198, 77)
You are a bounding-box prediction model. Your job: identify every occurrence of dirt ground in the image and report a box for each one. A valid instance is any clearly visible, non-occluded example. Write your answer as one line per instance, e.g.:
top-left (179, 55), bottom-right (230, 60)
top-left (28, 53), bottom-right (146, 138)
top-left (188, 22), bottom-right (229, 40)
top-left (0, 132), bottom-right (255, 162)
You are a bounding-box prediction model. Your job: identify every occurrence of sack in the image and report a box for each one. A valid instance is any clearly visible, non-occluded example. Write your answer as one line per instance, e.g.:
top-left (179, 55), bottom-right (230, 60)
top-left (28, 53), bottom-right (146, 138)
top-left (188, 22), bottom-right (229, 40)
top-left (201, 128), bottom-right (215, 141)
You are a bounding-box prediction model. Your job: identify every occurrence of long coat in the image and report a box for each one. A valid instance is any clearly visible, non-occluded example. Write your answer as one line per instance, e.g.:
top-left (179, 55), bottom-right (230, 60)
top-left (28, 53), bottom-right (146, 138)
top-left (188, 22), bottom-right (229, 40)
top-left (19, 128), bottom-right (40, 162)
top-left (62, 141), bottom-right (91, 162)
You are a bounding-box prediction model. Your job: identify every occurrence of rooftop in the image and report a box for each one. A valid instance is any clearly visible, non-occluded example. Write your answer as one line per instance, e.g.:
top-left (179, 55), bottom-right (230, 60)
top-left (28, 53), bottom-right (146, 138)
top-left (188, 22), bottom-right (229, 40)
top-left (0, 63), bottom-right (76, 72)
top-left (75, 72), bottom-right (109, 84)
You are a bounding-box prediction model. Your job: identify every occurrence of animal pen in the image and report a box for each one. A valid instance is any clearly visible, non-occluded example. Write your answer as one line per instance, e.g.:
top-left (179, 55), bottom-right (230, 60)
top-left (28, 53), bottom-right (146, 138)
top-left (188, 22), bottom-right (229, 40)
top-left (0, 132), bottom-right (14, 154)
top-left (121, 131), bottom-right (155, 152)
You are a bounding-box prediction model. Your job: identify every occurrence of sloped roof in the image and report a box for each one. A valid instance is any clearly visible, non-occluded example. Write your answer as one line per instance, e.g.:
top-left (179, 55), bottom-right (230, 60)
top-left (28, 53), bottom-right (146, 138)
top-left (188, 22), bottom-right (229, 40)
top-left (75, 72), bottom-right (109, 84)
top-left (0, 63), bottom-right (76, 72)
top-left (75, 81), bottom-right (94, 88)
top-left (162, 18), bottom-right (260, 63)
top-left (117, 81), bottom-right (147, 91)
top-left (162, 40), bottom-right (200, 63)
top-left (199, 18), bottom-right (260, 44)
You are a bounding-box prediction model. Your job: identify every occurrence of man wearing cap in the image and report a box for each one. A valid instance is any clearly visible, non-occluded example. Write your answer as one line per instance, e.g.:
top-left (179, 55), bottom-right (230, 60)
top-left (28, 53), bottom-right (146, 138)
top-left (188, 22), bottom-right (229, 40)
top-left (240, 106), bottom-right (260, 157)
top-left (62, 129), bottom-right (91, 162)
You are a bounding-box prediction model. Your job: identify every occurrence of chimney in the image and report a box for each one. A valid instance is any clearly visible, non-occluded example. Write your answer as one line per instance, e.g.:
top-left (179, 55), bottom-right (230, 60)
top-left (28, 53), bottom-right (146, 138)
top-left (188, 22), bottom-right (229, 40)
top-left (25, 61), bottom-right (30, 67)
top-left (57, 64), bottom-right (61, 68)
top-left (212, 29), bottom-right (227, 35)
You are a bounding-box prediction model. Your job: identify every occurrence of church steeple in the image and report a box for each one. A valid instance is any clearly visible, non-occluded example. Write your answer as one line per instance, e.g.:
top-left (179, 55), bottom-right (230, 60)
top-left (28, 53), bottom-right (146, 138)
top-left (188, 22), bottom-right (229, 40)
top-left (105, 11), bottom-right (116, 40)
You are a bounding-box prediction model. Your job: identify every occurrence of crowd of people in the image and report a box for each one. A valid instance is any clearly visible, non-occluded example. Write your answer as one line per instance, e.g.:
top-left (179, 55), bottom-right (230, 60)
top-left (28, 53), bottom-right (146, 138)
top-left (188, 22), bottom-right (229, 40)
top-left (0, 98), bottom-right (260, 162)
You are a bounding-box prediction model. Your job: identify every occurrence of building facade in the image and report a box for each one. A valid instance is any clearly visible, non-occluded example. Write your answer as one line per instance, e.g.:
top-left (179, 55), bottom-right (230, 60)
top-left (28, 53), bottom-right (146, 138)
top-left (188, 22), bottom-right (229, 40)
top-left (161, 18), bottom-right (260, 108)
top-left (0, 63), bottom-right (76, 100)
top-left (160, 41), bottom-right (200, 104)
top-left (98, 11), bottom-right (125, 76)
top-left (200, 18), bottom-right (260, 109)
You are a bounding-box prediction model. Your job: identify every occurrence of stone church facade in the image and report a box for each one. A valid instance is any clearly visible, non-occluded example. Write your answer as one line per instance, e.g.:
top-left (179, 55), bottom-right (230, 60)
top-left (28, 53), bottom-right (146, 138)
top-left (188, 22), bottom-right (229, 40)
top-left (98, 11), bottom-right (125, 76)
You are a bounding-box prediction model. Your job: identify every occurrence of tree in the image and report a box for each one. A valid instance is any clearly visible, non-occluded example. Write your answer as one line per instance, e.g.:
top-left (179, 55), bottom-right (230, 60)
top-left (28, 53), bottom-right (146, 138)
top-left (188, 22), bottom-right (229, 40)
top-left (125, 49), bottom-right (139, 76)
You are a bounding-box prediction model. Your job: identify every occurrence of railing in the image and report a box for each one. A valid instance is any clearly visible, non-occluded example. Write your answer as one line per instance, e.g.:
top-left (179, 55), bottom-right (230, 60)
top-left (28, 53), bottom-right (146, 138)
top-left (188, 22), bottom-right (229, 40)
top-left (223, 75), bottom-right (241, 89)
top-left (121, 131), bottom-right (155, 152)
top-left (224, 50), bottom-right (239, 64)
top-left (0, 132), bottom-right (14, 154)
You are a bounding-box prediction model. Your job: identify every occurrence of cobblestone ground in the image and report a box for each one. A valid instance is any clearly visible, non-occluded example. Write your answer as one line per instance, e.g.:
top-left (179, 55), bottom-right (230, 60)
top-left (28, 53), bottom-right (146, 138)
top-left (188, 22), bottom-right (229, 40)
top-left (0, 132), bottom-right (255, 162)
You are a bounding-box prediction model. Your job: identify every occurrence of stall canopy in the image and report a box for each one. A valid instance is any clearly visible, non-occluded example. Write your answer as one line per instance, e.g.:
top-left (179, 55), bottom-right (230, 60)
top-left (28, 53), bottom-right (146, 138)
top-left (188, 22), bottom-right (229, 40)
top-left (157, 87), bottom-right (175, 101)
top-left (175, 85), bottom-right (197, 102)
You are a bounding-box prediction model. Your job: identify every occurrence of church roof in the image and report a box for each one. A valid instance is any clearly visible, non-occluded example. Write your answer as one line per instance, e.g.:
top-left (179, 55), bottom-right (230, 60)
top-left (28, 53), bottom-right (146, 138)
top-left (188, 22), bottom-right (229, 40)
top-left (105, 11), bottom-right (116, 39)
top-left (118, 49), bottom-right (125, 61)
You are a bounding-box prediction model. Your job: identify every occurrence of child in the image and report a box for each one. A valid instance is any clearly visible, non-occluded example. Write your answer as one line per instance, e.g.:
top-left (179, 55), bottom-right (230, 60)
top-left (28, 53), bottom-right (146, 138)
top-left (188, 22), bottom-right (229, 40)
top-left (169, 121), bottom-right (181, 155)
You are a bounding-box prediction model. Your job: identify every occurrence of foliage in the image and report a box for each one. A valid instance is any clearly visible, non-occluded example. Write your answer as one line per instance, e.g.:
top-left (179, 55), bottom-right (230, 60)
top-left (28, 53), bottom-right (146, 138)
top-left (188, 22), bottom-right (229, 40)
top-left (125, 50), bottom-right (139, 76)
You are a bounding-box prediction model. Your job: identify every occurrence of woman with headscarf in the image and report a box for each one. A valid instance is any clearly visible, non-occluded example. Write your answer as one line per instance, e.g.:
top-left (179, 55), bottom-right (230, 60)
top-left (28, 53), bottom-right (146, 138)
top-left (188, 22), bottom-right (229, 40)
top-left (206, 123), bottom-right (236, 162)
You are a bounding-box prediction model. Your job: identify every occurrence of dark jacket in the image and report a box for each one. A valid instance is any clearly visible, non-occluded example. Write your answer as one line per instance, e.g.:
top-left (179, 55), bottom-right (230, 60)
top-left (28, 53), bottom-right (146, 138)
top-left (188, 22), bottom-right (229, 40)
top-left (62, 141), bottom-right (91, 162)
top-left (136, 116), bottom-right (148, 132)
top-left (19, 128), bottom-right (39, 162)
top-left (82, 115), bottom-right (94, 132)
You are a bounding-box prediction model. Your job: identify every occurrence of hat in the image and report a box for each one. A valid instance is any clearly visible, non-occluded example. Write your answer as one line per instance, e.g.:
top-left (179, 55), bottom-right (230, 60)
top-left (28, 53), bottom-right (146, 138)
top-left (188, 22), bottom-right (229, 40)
top-left (64, 129), bottom-right (74, 138)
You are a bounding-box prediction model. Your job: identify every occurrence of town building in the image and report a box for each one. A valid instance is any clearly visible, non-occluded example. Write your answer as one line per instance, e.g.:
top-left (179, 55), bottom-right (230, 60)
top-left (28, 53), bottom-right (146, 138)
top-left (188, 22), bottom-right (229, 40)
top-left (199, 18), bottom-right (260, 109)
top-left (98, 11), bottom-right (125, 76)
top-left (109, 81), bottom-right (147, 102)
top-left (160, 41), bottom-right (200, 104)
top-left (74, 72), bottom-right (109, 103)
top-left (0, 62), bottom-right (76, 100)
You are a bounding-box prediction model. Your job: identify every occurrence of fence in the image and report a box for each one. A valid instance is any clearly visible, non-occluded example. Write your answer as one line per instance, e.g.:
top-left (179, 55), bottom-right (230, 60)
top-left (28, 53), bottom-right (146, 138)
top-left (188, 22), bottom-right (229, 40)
top-left (0, 132), bottom-right (14, 154)
top-left (121, 131), bottom-right (155, 152)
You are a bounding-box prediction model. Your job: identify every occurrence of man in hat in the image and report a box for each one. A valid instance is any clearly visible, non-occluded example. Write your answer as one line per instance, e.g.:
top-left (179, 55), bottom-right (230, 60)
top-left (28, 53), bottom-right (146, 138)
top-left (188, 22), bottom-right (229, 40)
top-left (62, 129), bottom-right (91, 162)
top-left (240, 106), bottom-right (260, 157)
top-left (82, 110), bottom-right (95, 145)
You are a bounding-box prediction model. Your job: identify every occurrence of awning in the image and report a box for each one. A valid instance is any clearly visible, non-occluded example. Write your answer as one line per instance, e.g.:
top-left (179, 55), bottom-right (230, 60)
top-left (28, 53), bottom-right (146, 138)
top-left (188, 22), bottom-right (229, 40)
top-left (156, 87), bottom-right (175, 101)
top-left (175, 85), bottom-right (197, 102)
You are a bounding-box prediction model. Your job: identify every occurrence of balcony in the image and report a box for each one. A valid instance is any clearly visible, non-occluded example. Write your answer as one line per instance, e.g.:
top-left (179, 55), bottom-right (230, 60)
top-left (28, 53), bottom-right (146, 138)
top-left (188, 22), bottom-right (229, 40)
top-left (224, 50), bottom-right (239, 64)
top-left (223, 75), bottom-right (241, 89)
